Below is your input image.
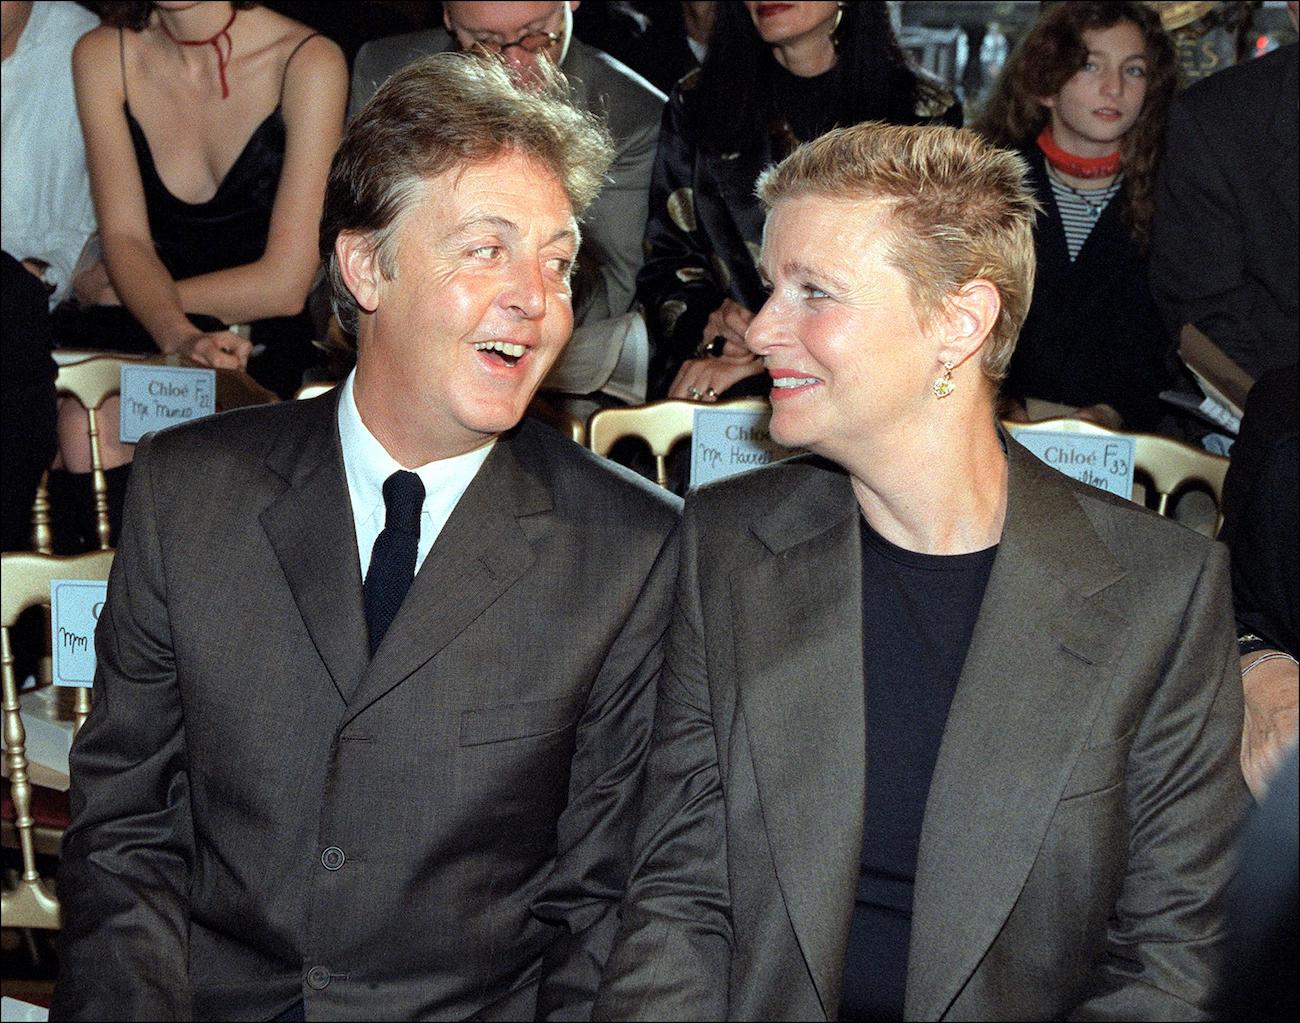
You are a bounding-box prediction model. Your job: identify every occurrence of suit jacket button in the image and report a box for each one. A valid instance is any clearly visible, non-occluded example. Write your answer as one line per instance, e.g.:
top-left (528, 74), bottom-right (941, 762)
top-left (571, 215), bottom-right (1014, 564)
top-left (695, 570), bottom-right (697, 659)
top-left (306, 965), bottom-right (331, 990)
top-left (321, 846), bottom-right (345, 871)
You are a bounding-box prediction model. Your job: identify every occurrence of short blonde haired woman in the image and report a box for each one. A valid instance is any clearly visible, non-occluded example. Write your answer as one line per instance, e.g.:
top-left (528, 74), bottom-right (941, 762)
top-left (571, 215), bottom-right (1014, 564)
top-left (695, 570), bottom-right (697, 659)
top-left (595, 121), bottom-right (1247, 1021)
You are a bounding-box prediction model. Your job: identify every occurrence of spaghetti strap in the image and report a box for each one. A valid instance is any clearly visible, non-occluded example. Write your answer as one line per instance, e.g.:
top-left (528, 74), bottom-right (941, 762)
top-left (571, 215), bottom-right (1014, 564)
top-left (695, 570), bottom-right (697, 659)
top-left (279, 32), bottom-right (322, 102)
top-left (118, 28), bottom-right (129, 107)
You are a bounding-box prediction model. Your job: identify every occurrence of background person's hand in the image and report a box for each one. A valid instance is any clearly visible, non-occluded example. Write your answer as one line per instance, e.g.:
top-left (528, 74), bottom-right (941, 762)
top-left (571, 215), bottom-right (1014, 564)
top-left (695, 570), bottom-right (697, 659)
top-left (669, 354), bottom-right (766, 401)
top-left (1240, 651), bottom-right (1300, 800)
top-left (700, 298), bottom-right (755, 359)
top-left (179, 330), bottom-right (253, 371)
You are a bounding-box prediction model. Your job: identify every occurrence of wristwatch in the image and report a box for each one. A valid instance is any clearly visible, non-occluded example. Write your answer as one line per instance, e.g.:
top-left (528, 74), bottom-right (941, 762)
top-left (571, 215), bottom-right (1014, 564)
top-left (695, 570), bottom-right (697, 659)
top-left (1237, 633), bottom-right (1274, 657)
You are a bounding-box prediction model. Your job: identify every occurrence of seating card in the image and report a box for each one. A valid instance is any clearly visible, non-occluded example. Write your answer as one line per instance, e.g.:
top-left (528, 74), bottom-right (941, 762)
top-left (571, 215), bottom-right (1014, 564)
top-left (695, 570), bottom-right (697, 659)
top-left (691, 407), bottom-right (799, 486)
top-left (0, 997), bottom-right (49, 1022)
top-left (1012, 429), bottom-right (1136, 500)
top-left (119, 364), bottom-right (216, 443)
top-left (50, 579), bottom-right (108, 687)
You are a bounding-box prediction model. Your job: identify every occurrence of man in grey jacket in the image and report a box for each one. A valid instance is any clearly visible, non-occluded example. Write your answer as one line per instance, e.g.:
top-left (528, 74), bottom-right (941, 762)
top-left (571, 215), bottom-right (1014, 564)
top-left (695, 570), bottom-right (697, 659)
top-left (353, 2), bottom-right (666, 402)
top-left (52, 55), bottom-right (680, 1022)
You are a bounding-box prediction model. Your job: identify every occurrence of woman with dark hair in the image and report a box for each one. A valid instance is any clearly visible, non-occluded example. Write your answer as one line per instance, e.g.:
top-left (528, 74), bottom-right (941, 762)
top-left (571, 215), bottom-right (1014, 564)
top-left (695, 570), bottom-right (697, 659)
top-left (641, 0), bottom-right (960, 401)
top-left (976, 1), bottom-right (1179, 431)
top-left (49, 0), bottom-right (346, 549)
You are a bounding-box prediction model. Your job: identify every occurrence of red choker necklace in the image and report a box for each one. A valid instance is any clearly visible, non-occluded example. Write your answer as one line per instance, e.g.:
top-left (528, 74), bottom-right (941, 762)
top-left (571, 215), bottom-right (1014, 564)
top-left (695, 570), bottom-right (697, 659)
top-left (1036, 127), bottom-right (1121, 179)
top-left (160, 8), bottom-right (237, 99)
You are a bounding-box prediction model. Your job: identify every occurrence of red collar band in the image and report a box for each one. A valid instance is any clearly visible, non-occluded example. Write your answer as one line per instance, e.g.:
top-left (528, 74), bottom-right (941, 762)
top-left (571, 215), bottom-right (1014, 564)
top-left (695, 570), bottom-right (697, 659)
top-left (1036, 126), bottom-right (1122, 179)
top-left (159, 7), bottom-right (237, 99)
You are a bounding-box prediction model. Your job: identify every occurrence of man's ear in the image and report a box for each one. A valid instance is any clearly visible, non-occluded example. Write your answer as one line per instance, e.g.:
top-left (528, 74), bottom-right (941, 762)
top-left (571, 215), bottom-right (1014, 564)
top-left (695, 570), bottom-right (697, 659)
top-left (335, 231), bottom-right (381, 316)
top-left (938, 279), bottom-right (1001, 370)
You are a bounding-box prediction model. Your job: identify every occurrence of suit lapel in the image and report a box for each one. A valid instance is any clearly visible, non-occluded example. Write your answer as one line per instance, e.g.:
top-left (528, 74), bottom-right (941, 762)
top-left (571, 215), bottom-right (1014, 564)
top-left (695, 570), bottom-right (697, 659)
top-left (730, 463), bottom-right (865, 1018)
top-left (260, 392), bottom-right (369, 704)
top-left (341, 427), bottom-right (550, 726)
top-left (905, 441), bottom-right (1130, 1020)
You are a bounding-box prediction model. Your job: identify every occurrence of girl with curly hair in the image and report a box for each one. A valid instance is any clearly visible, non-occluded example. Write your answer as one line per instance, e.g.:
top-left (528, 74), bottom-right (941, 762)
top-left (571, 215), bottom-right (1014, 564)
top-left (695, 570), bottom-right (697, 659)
top-left (977, 1), bottom-right (1179, 431)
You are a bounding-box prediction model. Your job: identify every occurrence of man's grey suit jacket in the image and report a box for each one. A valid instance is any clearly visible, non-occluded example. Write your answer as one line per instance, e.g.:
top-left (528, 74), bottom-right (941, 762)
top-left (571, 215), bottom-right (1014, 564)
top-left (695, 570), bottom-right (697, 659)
top-left (351, 32), bottom-right (665, 334)
top-left (595, 438), bottom-right (1250, 1020)
top-left (51, 393), bottom-right (680, 1020)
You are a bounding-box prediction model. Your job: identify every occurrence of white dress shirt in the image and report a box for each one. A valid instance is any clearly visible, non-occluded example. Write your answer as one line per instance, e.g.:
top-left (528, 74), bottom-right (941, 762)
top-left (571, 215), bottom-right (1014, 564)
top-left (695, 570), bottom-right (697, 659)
top-left (1, 1), bottom-right (99, 307)
top-left (336, 371), bottom-right (495, 581)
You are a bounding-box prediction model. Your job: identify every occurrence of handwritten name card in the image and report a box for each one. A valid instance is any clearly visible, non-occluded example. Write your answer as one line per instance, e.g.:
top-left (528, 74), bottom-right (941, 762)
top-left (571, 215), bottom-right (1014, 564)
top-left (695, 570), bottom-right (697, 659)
top-left (119, 364), bottom-right (216, 443)
top-left (1012, 429), bottom-right (1136, 500)
top-left (50, 579), bottom-right (108, 687)
top-left (691, 407), bottom-right (799, 486)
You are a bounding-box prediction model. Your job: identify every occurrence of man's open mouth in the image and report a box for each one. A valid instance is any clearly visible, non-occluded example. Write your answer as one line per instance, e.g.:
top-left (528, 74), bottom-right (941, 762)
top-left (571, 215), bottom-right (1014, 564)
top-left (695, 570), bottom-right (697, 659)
top-left (473, 340), bottom-right (530, 368)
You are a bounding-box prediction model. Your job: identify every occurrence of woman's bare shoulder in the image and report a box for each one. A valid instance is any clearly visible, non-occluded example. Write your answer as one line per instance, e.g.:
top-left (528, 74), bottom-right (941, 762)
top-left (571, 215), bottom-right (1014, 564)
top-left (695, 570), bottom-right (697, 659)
top-left (72, 22), bottom-right (122, 68)
top-left (255, 8), bottom-right (344, 62)
top-left (280, 33), bottom-right (348, 98)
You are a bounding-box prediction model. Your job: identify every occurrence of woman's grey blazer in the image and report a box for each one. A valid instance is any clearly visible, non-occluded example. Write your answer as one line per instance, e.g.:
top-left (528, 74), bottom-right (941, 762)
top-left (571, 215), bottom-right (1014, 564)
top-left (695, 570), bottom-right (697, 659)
top-left (596, 436), bottom-right (1250, 1021)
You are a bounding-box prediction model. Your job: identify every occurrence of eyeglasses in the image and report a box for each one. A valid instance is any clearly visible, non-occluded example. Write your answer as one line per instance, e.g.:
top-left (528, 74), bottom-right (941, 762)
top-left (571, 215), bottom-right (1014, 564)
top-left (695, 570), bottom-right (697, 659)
top-left (459, 28), bottom-right (561, 57)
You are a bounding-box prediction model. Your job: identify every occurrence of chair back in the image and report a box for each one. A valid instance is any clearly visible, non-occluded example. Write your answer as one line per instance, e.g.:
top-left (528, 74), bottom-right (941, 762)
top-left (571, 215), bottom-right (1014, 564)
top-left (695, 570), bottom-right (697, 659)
top-left (588, 398), bottom-right (770, 488)
top-left (37, 354), bottom-right (281, 553)
top-left (36, 356), bottom-right (139, 552)
top-left (2, 550), bottom-right (114, 929)
top-left (1130, 431), bottom-right (1230, 517)
top-left (1006, 418), bottom-right (1230, 529)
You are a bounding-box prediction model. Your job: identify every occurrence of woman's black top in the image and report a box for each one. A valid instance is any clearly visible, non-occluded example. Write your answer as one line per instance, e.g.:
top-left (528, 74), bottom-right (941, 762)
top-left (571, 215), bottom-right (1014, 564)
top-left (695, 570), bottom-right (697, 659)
top-left (838, 515), bottom-right (998, 1022)
top-left (638, 62), bottom-right (961, 397)
top-left (127, 105), bottom-right (287, 281)
top-left (1002, 148), bottom-right (1171, 430)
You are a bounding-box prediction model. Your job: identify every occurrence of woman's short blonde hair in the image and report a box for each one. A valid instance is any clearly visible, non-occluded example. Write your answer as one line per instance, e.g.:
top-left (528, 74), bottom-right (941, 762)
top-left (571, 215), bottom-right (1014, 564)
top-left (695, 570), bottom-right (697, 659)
top-left (756, 122), bottom-right (1040, 381)
top-left (321, 52), bottom-right (614, 333)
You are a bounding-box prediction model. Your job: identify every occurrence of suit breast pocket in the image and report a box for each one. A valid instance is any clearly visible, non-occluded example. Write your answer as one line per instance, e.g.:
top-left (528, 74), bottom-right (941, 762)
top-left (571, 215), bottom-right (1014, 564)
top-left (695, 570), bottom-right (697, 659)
top-left (1059, 729), bottom-right (1133, 800)
top-left (458, 696), bottom-right (576, 747)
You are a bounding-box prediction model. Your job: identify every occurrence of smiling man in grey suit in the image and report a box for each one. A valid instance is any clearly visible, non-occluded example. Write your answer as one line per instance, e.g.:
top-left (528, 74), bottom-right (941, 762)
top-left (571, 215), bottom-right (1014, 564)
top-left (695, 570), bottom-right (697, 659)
top-left (52, 55), bottom-right (679, 1021)
top-left (352, 1), bottom-right (666, 403)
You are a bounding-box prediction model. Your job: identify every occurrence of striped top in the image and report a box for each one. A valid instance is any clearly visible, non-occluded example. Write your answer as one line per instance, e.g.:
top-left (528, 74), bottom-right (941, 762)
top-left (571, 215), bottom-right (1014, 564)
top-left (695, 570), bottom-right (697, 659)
top-left (1047, 172), bottom-right (1123, 261)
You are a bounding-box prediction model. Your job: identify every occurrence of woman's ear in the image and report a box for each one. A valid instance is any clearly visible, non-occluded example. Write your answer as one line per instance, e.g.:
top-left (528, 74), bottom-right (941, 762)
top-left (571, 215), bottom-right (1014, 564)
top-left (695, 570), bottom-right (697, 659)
top-left (335, 230), bottom-right (381, 316)
top-left (939, 279), bottom-right (1002, 369)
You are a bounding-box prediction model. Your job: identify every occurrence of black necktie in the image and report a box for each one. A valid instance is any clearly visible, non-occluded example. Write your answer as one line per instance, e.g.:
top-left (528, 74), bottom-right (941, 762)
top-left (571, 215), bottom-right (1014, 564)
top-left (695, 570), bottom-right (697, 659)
top-left (364, 470), bottom-right (425, 656)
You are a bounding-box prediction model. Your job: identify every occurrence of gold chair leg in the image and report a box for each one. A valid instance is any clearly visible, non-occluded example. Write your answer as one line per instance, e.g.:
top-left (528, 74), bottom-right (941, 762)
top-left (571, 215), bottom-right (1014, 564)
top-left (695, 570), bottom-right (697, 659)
top-left (73, 687), bottom-right (92, 736)
top-left (3, 627), bottom-right (43, 886)
top-left (654, 454), bottom-right (669, 490)
top-left (31, 471), bottom-right (52, 555)
top-left (85, 407), bottom-right (112, 550)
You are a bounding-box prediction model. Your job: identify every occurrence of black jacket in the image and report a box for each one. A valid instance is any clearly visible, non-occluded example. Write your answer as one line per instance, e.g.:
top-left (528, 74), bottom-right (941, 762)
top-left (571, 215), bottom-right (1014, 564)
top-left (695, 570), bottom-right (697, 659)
top-left (1151, 43), bottom-right (1299, 379)
top-left (1004, 148), bottom-right (1171, 430)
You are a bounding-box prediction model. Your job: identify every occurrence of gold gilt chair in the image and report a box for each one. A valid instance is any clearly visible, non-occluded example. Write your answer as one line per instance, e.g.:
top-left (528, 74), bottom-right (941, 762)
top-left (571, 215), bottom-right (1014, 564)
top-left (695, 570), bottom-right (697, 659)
top-left (294, 382), bottom-right (588, 445)
top-left (1005, 417), bottom-right (1231, 532)
top-left (588, 398), bottom-right (770, 489)
top-left (35, 354), bottom-right (281, 553)
top-left (31, 355), bottom-right (143, 553)
top-left (1, 549), bottom-right (114, 930)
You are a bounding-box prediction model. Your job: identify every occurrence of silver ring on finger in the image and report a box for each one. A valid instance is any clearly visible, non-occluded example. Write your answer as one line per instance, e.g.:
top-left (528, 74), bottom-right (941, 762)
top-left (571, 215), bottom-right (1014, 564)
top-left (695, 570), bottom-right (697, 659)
top-left (688, 386), bottom-right (703, 400)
